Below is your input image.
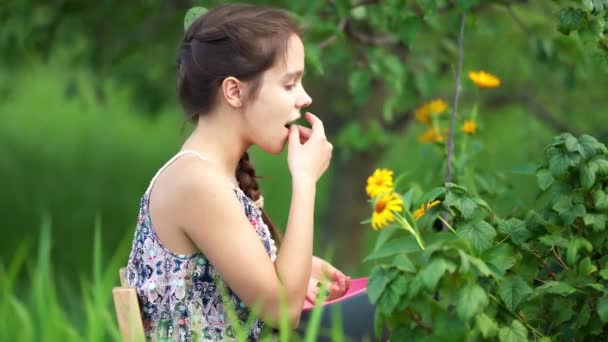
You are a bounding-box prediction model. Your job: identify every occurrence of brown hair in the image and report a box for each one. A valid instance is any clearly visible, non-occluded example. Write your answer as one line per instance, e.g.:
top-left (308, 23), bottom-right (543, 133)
top-left (176, 4), bottom-right (301, 243)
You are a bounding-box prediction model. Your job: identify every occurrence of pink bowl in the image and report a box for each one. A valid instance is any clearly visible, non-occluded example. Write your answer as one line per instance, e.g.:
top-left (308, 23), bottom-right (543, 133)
top-left (302, 277), bottom-right (368, 311)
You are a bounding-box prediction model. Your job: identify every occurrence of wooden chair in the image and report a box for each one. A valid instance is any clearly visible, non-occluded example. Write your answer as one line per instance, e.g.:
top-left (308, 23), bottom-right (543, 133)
top-left (113, 267), bottom-right (145, 341)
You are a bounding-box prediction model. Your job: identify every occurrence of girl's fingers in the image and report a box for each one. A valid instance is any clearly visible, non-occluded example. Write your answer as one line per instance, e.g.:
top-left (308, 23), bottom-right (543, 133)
top-left (339, 277), bottom-right (346, 294)
top-left (294, 125), bottom-right (312, 144)
top-left (305, 112), bottom-right (326, 138)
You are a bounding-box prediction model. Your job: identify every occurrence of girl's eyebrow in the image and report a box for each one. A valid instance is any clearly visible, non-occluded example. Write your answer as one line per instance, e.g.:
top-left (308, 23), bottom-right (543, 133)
top-left (281, 70), bottom-right (303, 82)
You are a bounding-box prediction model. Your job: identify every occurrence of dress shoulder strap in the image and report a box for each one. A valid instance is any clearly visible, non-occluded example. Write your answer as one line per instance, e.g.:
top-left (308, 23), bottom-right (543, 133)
top-left (144, 150), bottom-right (208, 195)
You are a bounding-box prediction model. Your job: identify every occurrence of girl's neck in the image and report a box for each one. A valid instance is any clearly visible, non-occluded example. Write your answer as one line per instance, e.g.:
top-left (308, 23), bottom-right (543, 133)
top-left (181, 111), bottom-right (250, 186)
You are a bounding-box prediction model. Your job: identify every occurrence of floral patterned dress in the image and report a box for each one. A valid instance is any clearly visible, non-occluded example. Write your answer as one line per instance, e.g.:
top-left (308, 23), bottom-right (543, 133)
top-left (125, 151), bottom-right (278, 341)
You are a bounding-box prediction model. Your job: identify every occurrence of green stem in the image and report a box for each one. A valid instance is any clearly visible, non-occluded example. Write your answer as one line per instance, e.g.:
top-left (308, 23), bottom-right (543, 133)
top-left (436, 215), bottom-right (457, 235)
top-left (487, 293), bottom-right (545, 339)
top-left (395, 214), bottom-right (425, 250)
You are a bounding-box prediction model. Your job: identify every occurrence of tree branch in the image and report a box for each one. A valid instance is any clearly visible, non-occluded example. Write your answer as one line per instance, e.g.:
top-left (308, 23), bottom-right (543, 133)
top-left (505, 4), bottom-right (531, 36)
top-left (445, 13), bottom-right (466, 185)
top-left (518, 92), bottom-right (578, 134)
top-left (345, 23), bottom-right (399, 46)
top-left (406, 309), bottom-right (433, 333)
top-left (319, 19), bottom-right (348, 49)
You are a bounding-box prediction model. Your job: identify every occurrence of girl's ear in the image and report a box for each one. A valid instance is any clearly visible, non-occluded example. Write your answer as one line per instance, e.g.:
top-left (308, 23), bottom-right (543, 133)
top-left (221, 76), bottom-right (245, 108)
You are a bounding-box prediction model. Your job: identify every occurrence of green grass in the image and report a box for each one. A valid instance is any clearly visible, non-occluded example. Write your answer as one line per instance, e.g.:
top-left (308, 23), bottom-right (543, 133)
top-left (0, 219), bottom-right (352, 342)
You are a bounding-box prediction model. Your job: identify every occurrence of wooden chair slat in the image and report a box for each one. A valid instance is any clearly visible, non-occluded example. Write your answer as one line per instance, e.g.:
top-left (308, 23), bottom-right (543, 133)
top-left (113, 268), bottom-right (145, 341)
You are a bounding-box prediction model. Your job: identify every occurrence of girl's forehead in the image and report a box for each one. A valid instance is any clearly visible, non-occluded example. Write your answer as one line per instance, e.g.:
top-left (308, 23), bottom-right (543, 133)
top-left (268, 35), bottom-right (305, 78)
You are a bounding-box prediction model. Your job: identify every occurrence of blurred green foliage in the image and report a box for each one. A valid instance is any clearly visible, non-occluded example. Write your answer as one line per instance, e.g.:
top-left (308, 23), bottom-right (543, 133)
top-left (1, 0), bottom-right (608, 337)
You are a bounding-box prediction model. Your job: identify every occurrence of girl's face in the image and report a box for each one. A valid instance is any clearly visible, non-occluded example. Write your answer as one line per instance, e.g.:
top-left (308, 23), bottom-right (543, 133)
top-left (242, 34), bottom-right (312, 154)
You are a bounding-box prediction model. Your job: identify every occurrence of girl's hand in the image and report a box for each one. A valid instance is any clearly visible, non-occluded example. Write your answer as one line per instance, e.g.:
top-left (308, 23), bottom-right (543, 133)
top-left (305, 256), bottom-right (351, 303)
top-left (287, 112), bottom-right (332, 184)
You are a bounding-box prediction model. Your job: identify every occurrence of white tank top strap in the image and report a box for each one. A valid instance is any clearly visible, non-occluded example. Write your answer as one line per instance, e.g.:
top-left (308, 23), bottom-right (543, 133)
top-left (145, 150), bottom-right (208, 195)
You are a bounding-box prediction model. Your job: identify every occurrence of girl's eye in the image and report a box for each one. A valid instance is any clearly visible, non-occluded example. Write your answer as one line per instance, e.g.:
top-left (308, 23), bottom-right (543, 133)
top-left (285, 84), bottom-right (296, 90)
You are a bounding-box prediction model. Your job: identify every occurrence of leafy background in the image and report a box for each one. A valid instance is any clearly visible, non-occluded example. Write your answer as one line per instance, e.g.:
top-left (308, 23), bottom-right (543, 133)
top-left (0, 0), bottom-right (607, 340)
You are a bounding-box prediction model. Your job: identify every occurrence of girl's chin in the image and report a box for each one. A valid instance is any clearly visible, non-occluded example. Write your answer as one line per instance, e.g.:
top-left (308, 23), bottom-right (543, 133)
top-left (257, 139), bottom-right (286, 155)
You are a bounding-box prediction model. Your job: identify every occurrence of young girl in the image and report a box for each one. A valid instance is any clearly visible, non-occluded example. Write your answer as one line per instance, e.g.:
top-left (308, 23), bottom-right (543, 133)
top-left (125, 3), bottom-right (352, 341)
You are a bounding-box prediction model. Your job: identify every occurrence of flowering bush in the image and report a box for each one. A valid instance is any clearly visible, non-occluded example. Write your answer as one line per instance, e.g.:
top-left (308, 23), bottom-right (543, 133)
top-left (364, 132), bottom-right (608, 341)
top-left (363, 68), bottom-right (608, 340)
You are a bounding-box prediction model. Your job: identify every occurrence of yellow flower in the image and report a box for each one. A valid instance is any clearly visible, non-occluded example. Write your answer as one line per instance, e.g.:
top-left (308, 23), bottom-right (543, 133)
top-left (414, 99), bottom-right (448, 124)
top-left (371, 192), bottom-right (404, 230)
top-left (417, 128), bottom-right (446, 143)
top-left (365, 168), bottom-right (394, 198)
top-left (413, 200), bottom-right (441, 220)
top-left (461, 120), bottom-right (477, 135)
top-left (468, 71), bottom-right (501, 89)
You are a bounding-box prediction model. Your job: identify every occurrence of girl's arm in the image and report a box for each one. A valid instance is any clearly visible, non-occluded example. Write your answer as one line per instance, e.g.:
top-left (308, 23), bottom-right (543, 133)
top-left (179, 112), bottom-right (332, 328)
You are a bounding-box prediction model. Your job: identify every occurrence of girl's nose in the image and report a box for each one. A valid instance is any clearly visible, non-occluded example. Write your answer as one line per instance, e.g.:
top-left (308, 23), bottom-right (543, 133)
top-left (298, 89), bottom-right (312, 108)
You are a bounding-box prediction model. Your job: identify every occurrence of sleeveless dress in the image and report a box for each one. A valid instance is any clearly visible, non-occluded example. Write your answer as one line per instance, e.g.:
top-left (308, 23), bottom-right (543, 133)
top-left (125, 151), bottom-right (278, 341)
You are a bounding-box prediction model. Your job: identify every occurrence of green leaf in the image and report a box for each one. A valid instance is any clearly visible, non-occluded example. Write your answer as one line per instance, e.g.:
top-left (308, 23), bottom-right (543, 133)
top-left (548, 147), bottom-right (571, 176)
top-left (579, 256), bottom-right (598, 277)
top-left (592, 189), bottom-right (608, 210)
top-left (584, 283), bottom-right (605, 292)
top-left (418, 187), bottom-right (446, 204)
top-left (457, 284), bottom-right (489, 320)
top-left (498, 276), bottom-right (532, 312)
top-left (579, 18), bottom-right (604, 43)
top-left (468, 255), bottom-right (494, 278)
top-left (350, 6), bottom-right (366, 20)
top-left (597, 297), bottom-right (608, 322)
top-left (407, 274), bottom-right (425, 299)
top-left (593, 159), bottom-right (608, 177)
top-left (391, 254), bottom-right (416, 273)
top-left (348, 70), bottom-right (371, 106)
top-left (593, 0), bottom-right (608, 11)
top-left (476, 313), bottom-right (498, 338)
top-left (575, 303), bottom-right (592, 328)
top-left (499, 320), bottom-right (528, 342)
top-left (389, 275), bottom-right (409, 298)
top-left (580, 162), bottom-right (597, 190)
top-left (458, 249), bottom-right (471, 273)
top-left (536, 169), bottom-right (555, 191)
top-left (373, 310), bottom-right (384, 340)
top-left (565, 204), bottom-right (587, 225)
top-left (183, 7), bottom-right (207, 32)
top-left (445, 191), bottom-right (478, 219)
top-left (382, 96), bottom-right (398, 123)
top-left (599, 267), bottom-right (608, 280)
top-left (367, 267), bottom-right (397, 303)
top-left (377, 286), bottom-right (399, 314)
top-left (364, 236), bottom-right (421, 261)
top-left (539, 234), bottom-right (569, 248)
top-left (566, 237), bottom-right (593, 266)
top-left (552, 195), bottom-right (572, 215)
top-left (445, 182), bottom-right (472, 195)
top-left (558, 7), bottom-right (586, 35)
top-left (482, 244), bottom-right (516, 276)
top-left (535, 281), bottom-right (577, 296)
top-left (304, 44), bottom-right (324, 75)
top-left (420, 258), bottom-right (456, 291)
top-left (372, 225), bottom-right (399, 253)
top-left (457, 219), bottom-right (496, 252)
top-left (498, 218), bottom-right (531, 245)
top-left (564, 133), bottom-right (580, 152)
top-left (578, 134), bottom-right (607, 159)
top-left (583, 213), bottom-right (607, 231)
